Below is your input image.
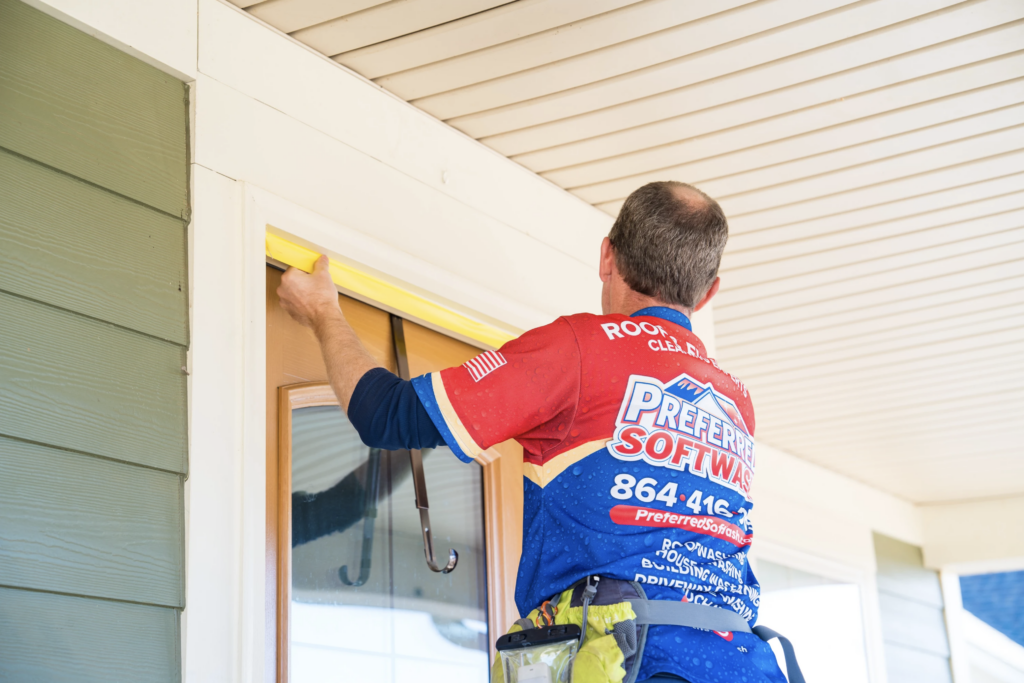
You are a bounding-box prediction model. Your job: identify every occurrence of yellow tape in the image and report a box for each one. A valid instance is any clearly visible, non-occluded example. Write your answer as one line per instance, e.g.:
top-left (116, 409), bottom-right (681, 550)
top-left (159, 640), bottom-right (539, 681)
top-left (266, 232), bottom-right (516, 349)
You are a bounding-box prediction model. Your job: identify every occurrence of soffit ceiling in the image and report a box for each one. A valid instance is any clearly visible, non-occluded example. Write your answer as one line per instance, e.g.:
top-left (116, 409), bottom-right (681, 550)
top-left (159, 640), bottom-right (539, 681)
top-left (232, 0), bottom-right (1024, 505)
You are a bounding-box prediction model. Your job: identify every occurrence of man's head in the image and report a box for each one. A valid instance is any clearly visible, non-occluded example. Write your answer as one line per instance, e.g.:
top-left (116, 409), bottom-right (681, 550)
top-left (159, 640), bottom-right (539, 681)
top-left (601, 181), bottom-right (728, 316)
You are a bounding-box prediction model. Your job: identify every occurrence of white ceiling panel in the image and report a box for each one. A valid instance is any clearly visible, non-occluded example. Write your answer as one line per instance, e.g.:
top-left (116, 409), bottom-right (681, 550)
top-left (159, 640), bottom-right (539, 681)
top-left (776, 412), bottom-right (1021, 455)
top-left (715, 259), bottom-right (1024, 337)
top-left (464, 0), bottom-right (1006, 142)
top-left (728, 304), bottom-right (1024, 375)
top-left (337, 0), bottom-right (645, 79)
top-left (756, 353), bottom-right (1024, 405)
top-left (761, 370), bottom-right (1024, 423)
top-left (719, 279), bottom-right (1024, 356)
top-left (509, 9), bottom-right (1023, 169)
top-left (579, 102), bottom-right (1024, 212)
top-left (247, 0), bottom-right (390, 33)
top-left (719, 224), bottom-right (1024, 307)
top-left (734, 316), bottom-right (1024, 383)
top-left (725, 186), bottom-right (1024, 269)
top-left (774, 437), bottom-right (1020, 478)
top-left (785, 457), bottom-right (1024, 503)
top-left (294, 0), bottom-right (511, 54)
top-left (725, 290), bottom-right (1024, 360)
top-left (739, 327), bottom-right (1024, 386)
top-left (704, 148), bottom-right (1024, 235)
top-left (717, 238), bottom-right (1024, 317)
top-left (557, 64), bottom-right (1024, 196)
top-left (762, 387), bottom-right (1024, 430)
top-left (241, 0), bottom-right (1024, 503)
top-left (767, 393), bottom-right (1024, 437)
top-left (397, 0), bottom-right (764, 108)
top-left (717, 126), bottom-right (1024, 216)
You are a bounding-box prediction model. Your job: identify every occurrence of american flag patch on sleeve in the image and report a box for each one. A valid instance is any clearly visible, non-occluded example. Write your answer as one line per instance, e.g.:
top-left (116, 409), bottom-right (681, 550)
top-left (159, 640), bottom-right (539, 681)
top-left (464, 350), bottom-right (507, 382)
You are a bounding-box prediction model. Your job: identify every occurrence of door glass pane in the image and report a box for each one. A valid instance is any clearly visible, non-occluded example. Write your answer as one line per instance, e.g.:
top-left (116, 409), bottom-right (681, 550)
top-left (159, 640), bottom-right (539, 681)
top-left (289, 403), bottom-right (489, 683)
top-left (756, 559), bottom-right (870, 683)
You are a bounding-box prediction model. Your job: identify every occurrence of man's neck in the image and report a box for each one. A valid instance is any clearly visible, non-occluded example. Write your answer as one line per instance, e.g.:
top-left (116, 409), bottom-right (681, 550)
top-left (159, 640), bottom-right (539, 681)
top-left (615, 292), bottom-right (693, 319)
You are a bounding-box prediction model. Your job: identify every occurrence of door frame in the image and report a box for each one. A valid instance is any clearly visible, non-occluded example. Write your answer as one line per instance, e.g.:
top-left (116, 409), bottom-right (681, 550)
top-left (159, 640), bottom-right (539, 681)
top-left (275, 381), bottom-right (337, 681)
top-left (243, 184), bottom-right (525, 680)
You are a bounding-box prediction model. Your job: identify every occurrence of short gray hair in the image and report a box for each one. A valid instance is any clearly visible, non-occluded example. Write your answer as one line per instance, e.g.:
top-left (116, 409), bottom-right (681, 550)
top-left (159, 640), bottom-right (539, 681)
top-left (608, 181), bottom-right (728, 309)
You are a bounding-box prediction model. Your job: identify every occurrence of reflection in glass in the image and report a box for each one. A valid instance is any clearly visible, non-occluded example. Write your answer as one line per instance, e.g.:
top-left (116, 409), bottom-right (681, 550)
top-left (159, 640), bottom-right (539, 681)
top-left (757, 559), bottom-right (870, 683)
top-left (289, 405), bottom-right (488, 683)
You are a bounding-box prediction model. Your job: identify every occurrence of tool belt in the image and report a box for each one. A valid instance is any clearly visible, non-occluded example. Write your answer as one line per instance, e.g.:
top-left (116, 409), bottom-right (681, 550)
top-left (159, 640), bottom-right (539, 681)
top-left (492, 577), bottom-right (805, 683)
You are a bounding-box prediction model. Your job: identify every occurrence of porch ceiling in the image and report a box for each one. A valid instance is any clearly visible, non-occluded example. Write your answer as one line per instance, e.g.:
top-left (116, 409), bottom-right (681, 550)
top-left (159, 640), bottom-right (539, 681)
top-left (232, 0), bottom-right (1024, 505)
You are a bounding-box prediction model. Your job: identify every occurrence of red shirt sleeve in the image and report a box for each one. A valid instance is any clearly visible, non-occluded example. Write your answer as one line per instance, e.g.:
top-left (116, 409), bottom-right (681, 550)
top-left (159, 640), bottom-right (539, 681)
top-left (411, 318), bottom-right (581, 463)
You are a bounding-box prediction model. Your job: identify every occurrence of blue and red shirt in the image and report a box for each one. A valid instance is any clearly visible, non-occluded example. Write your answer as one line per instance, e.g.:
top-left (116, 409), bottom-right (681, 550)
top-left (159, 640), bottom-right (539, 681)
top-left (412, 307), bottom-right (786, 683)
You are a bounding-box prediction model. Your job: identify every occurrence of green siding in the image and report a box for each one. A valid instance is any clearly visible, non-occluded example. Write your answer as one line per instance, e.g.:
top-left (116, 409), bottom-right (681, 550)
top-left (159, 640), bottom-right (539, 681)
top-left (0, 1), bottom-right (189, 680)
top-left (0, 0), bottom-right (188, 218)
top-left (0, 587), bottom-right (180, 683)
top-left (0, 148), bottom-right (188, 344)
top-left (0, 436), bottom-right (184, 608)
top-left (0, 290), bottom-right (187, 473)
top-left (874, 533), bottom-right (953, 683)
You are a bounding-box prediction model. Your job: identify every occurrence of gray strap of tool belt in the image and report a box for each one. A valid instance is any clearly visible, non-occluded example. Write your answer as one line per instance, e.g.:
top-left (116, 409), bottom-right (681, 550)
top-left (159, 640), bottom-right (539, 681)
top-left (628, 599), bottom-right (752, 633)
top-left (626, 600), bottom-right (806, 683)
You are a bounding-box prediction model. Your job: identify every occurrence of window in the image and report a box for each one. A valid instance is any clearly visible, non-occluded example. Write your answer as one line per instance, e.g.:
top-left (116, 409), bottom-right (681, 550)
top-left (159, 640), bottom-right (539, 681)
top-left (756, 559), bottom-right (871, 683)
top-left (281, 385), bottom-right (488, 682)
top-left (267, 266), bottom-right (522, 682)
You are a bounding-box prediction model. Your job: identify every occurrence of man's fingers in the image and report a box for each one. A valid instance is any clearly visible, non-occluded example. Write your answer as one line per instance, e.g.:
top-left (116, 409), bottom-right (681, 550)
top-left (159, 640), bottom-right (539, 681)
top-left (312, 254), bottom-right (330, 276)
top-left (274, 256), bottom-right (341, 330)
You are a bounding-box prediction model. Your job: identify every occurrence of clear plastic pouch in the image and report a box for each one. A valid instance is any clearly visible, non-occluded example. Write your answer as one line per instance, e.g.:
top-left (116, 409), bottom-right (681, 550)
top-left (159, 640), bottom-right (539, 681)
top-left (496, 624), bottom-right (581, 683)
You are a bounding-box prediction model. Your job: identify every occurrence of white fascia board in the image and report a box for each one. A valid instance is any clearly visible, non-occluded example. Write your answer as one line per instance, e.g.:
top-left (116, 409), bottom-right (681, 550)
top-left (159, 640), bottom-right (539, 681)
top-left (921, 495), bottom-right (1024, 572)
top-left (192, 71), bottom-right (600, 328)
top-left (751, 441), bottom-right (923, 569)
top-left (751, 490), bottom-right (878, 573)
top-left (255, 186), bottom-right (553, 339)
top-left (25, 0), bottom-right (198, 80)
top-left (197, 0), bottom-right (612, 270)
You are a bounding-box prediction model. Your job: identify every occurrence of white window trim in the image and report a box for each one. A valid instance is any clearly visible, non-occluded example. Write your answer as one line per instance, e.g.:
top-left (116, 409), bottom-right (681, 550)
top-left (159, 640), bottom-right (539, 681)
top-left (239, 182), bottom-right (557, 680)
top-left (240, 182), bottom-right (269, 683)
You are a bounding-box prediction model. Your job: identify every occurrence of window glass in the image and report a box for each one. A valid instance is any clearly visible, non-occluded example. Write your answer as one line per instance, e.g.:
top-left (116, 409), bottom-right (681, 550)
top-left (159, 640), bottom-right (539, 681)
top-left (756, 559), bottom-right (870, 683)
top-left (289, 404), bottom-right (489, 683)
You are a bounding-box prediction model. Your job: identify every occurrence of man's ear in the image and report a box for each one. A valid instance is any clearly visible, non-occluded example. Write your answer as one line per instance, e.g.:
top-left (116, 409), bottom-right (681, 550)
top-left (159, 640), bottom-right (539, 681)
top-left (694, 277), bottom-right (720, 312)
top-left (599, 236), bottom-right (615, 283)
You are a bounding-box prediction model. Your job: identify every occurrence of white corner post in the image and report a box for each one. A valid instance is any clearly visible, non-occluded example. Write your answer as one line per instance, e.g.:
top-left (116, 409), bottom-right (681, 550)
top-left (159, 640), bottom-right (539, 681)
top-left (941, 570), bottom-right (974, 683)
top-left (240, 182), bottom-right (269, 683)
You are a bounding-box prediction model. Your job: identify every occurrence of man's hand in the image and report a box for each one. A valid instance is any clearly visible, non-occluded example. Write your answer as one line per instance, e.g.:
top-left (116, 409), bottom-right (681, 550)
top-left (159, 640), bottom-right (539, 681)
top-left (277, 255), bottom-right (342, 331)
top-left (276, 253), bottom-right (381, 411)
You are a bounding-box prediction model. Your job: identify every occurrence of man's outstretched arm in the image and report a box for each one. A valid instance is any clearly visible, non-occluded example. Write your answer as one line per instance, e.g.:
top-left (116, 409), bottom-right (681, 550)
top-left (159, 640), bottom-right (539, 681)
top-left (277, 255), bottom-right (445, 450)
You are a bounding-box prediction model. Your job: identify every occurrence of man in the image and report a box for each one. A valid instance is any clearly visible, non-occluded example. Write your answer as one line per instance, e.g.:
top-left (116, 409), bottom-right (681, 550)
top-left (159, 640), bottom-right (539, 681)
top-left (277, 182), bottom-right (790, 683)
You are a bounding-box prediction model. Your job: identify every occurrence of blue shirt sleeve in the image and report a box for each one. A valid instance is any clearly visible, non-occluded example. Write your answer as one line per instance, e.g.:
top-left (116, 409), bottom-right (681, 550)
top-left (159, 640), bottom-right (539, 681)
top-left (347, 367), bottom-right (446, 450)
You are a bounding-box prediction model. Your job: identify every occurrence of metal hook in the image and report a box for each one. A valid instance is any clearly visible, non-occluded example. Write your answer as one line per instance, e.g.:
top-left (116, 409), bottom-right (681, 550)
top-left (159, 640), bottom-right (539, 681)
top-left (411, 447), bottom-right (458, 574)
top-left (339, 448), bottom-right (383, 586)
top-left (391, 314), bottom-right (458, 575)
